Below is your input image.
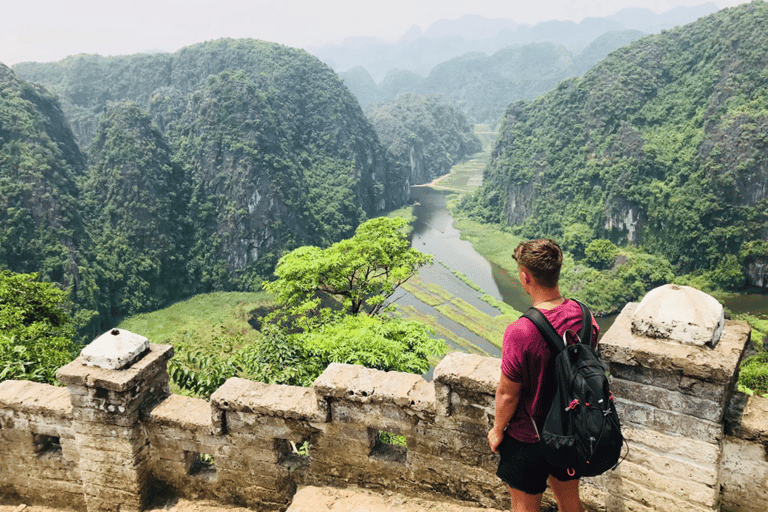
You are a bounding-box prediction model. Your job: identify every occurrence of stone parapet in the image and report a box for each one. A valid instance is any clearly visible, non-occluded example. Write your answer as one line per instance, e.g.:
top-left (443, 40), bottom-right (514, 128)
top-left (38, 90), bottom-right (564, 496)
top-left (598, 288), bottom-right (751, 512)
top-left (0, 286), bottom-right (765, 511)
top-left (721, 394), bottom-right (768, 512)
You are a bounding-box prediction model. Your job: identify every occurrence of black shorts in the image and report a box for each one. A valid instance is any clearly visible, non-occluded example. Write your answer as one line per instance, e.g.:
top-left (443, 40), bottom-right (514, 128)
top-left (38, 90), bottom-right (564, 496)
top-left (496, 435), bottom-right (580, 495)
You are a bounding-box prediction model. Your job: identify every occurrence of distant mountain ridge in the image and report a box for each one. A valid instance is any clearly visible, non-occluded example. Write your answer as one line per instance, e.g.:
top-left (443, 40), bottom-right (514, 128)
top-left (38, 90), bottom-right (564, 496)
top-left (340, 30), bottom-right (645, 125)
top-left (462, 1), bottom-right (768, 287)
top-left (310, 3), bottom-right (718, 81)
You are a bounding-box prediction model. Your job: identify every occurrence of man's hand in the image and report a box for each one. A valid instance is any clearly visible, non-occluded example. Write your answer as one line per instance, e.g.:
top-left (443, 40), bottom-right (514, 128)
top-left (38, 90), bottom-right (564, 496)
top-left (488, 427), bottom-right (505, 453)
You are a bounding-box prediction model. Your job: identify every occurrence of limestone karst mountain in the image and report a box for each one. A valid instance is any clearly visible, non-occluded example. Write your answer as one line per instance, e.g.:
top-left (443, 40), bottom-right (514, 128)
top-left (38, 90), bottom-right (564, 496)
top-left (463, 1), bottom-right (768, 284)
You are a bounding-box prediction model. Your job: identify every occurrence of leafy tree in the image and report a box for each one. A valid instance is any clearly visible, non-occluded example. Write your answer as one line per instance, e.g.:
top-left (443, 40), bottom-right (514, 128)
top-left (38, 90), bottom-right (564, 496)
top-left (584, 239), bottom-right (619, 270)
top-left (264, 217), bottom-right (433, 325)
top-left (0, 271), bottom-right (78, 384)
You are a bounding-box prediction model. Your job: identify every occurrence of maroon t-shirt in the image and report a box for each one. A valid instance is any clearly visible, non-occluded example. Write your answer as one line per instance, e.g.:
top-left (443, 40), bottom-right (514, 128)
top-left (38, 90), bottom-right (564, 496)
top-left (501, 299), bottom-right (599, 443)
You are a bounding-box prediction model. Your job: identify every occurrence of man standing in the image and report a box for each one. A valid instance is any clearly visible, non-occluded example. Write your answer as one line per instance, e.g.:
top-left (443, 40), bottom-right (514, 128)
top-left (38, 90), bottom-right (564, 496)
top-left (487, 239), bottom-right (598, 512)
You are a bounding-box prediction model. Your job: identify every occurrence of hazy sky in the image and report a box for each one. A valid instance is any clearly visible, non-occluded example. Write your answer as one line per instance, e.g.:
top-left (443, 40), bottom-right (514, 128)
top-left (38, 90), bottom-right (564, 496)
top-left (0, 0), bottom-right (751, 66)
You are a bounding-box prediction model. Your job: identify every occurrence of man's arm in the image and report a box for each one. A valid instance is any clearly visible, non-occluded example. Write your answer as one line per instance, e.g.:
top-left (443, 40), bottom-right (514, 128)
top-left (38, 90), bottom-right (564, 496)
top-left (487, 371), bottom-right (521, 453)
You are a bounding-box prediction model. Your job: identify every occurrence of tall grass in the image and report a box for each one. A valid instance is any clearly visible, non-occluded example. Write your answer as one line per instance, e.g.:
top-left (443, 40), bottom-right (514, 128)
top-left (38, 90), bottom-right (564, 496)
top-left (118, 292), bottom-right (271, 351)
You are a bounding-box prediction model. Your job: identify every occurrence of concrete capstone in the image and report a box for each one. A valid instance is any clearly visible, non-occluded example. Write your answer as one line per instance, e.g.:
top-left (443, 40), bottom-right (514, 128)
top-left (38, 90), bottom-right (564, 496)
top-left (631, 284), bottom-right (724, 347)
top-left (80, 329), bottom-right (149, 370)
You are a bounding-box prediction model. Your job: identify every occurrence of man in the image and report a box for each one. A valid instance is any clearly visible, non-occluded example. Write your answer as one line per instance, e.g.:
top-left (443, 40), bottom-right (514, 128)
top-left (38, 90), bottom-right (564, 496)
top-left (487, 239), bottom-right (599, 512)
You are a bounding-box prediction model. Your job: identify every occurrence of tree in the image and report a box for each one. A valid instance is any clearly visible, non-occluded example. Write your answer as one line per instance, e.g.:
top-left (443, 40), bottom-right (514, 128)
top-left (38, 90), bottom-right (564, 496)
top-left (584, 239), bottom-right (619, 270)
top-left (264, 217), bottom-right (433, 326)
top-left (0, 271), bottom-right (78, 384)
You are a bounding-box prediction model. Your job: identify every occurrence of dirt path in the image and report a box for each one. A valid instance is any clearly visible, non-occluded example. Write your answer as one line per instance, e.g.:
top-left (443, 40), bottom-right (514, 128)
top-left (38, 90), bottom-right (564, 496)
top-left (1, 486), bottom-right (507, 512)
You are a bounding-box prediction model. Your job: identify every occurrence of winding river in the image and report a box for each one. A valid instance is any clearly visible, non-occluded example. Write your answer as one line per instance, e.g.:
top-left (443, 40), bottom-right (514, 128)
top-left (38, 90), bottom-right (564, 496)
top-left (402, 185), bottom-right (767, 360)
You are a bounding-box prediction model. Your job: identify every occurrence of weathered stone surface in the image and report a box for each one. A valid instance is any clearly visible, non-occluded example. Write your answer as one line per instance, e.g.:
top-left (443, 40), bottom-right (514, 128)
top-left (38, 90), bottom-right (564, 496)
top-left (631, 284), bottom-right (724, 346)
top-left (433, 353), bottom-right (500, 395)
top-left (610, 378), bottom-right (723, 422)
top-left (608, 362), bottom-right (726, 403)
top-left (616, 399), bottom-right (723, 443)
top-left (57, 344), bottom-right (174, 392)
top-left (606, 477), bottom-right (716, 512)
top-left (721, 436), bottom-right (768, 512)
top-left (0, 380), bottom-right (72, 416)
top-left (601, 303), bottom-right (749, 385)
top-left (146, 394), bottom-right (213, 432)
top-left (329, 400), bottom-right (423, 433)
top-left (732, 395), bottom-right (768, 445)
top-left (613, 460), bottom-right (718, 507)
top-left (212, 377), bottom-right (329, 422)
top-left (80, 329), bottom-right (149, 370)
top-left (622, 426), bottom-right (720, 468)
top-left (312, 363), bottom-right (435, 413)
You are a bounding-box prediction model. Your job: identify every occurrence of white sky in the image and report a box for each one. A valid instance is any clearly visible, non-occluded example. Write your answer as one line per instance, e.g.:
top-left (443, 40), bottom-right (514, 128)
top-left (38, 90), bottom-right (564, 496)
top-left (0, 0), bottom-right (752, 66)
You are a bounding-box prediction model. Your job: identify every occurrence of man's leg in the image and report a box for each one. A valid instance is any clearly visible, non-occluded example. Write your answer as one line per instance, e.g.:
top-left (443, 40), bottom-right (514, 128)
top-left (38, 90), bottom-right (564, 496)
top-left (509, 488), bottom-right (542, 512)
top-left (548, 476), bottom-right (584, 512)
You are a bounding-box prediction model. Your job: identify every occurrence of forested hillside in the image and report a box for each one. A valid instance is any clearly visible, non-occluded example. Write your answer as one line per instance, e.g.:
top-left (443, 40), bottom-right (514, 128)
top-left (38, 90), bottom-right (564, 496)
top-left (462, 1), bottom-right (768, 288)
top-left (341, 32), bottom-right (644, 125)
top-left (369, 94), bottom-right (482, 185)
top-left (0, 63), bottom-right (98, 328)
top-left (3, 39), bottom-right (409, 332)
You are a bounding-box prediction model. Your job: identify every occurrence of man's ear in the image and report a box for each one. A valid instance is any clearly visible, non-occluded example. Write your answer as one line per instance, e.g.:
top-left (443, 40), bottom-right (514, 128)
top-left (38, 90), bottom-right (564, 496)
top-left (520, 269), bottom-right (531, 284)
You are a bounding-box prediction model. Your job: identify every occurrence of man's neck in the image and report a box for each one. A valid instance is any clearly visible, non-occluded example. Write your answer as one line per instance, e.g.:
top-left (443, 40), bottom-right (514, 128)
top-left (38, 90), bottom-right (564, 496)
top-left (530, 287), bottom-right (564, 310)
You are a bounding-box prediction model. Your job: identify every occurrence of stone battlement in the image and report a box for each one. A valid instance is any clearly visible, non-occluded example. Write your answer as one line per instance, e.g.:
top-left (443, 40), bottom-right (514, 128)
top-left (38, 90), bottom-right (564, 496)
top-left (0, 284), bottom-right (766, 512)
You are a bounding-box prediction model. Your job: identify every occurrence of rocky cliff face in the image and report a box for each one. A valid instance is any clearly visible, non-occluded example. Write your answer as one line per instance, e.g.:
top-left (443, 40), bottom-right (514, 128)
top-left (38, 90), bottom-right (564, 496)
top-left (369, 94), bottom-right (482, 188)
top-left (473, 3), bottom-right (768, 283)
top-left (0, 64), bottom-right (89, 294)
top-left (10, 39), bottom-right (411, 300)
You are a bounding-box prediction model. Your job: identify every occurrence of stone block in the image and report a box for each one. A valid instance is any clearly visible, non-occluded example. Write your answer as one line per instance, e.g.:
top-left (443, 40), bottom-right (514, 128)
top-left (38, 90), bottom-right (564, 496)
top-left (616, 398), bottom-right (723, 443)
top-left (613, 459), bottom-right (718, 507)
top-left (610, 378), bottom-right (723, 422)
top-left (77, 443), bottom-right (150, 466)
top-left (608, 477), bottom-right (716, 512)
top-left (600, 303), bottom-right (749, 386)
top-left (80, 329), bottom-right (149, 370)
top-left (79, 466), bottom-right (148, 491)
top-left (608, 363), bottom-right (726, 403)
top-left (732, 395), bottom-right (768, 445)
top-left (57, 343), bottom-right (174, 393)
top-left (0, 380), bottom-right (73, 414)
top-left (433, 352), bottom-right (500, 396)
top-left (71, 405), bottom-right (140, 426)
top-left (225, 410), bottom-right (322, 439)
top-left (720, 436), bottom-right (768, 512)
top-left (75, 430), bottom-right (147, 455)
top-left (329, 400), bottom-right (420, 434)
top-left (82, 483), bottom-right (144, 511)
top-left (312, 364), bottom-right (435, 414)
top-left (212, 377), bottom-right (329, 422)
top-left (622, 426), bottom-right (720, 468)
top-left (145, 393), bottom-right (215, 433)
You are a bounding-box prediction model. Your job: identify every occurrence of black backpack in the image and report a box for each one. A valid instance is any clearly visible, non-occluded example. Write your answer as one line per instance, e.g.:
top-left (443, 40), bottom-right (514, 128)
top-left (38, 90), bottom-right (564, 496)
top-left (523, 300), bottom-right (625, 478)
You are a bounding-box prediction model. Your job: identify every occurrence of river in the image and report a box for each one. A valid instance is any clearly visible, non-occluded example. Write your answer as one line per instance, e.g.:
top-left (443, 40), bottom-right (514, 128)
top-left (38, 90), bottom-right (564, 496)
top-left (401, 185), bottom-right (766, 361)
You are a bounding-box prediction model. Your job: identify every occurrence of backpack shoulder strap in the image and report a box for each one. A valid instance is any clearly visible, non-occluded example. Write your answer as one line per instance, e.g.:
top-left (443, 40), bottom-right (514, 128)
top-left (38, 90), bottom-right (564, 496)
top-left (523, 299), bottom-right (594, 354)
top-left (523, 307), bottom-right (565, 354)
top-left (571, 299), bottom-right (593, 346)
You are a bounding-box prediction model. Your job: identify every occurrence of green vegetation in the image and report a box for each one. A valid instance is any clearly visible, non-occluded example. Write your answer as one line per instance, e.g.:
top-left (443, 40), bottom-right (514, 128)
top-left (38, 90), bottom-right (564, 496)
top-left (5, 39), bottom-right (407, 335)
top-left (370, 94), bottom-right (482, 186)
top-left (264, 218), bottom-right (433, 321)
top-left (0, 271), bottom-right (78, 384)
top-left (400, 275), bottom-right (518, 349)
top-left (460, 2), bottom-right (768, 293)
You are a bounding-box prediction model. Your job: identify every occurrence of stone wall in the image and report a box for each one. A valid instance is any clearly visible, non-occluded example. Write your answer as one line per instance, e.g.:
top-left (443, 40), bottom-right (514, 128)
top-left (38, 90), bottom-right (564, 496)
top-left (0, 284), bottom-right (766, 511)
